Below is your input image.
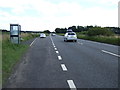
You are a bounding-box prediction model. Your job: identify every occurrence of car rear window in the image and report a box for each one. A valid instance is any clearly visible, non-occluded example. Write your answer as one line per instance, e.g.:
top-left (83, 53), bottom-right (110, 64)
top-left (68, 33), bottom-right (75, 35)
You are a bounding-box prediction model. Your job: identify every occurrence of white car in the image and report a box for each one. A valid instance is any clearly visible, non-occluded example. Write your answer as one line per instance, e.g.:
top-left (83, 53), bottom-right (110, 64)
top-left (40, 33), bottom-right (46, 38)
top-left (67, 29), bottom-right (73, 32)
top-left (51, 33), bottom-right (56, 36)
top-left (64, 32), bottom-right (77, 42)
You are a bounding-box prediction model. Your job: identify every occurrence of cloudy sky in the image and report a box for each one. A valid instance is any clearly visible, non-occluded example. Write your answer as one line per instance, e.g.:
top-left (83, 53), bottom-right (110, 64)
top-left (0, 0), bottom-right (119, 31)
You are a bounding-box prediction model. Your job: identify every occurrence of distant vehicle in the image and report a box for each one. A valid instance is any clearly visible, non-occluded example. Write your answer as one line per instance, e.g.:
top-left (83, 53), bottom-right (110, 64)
top-left (64, 32), bottom-right (77, 42)
top-left (66, 29), bottom-right (73, 32)
top-left (51, 33), bottom-right (56, 36)
top-left (40, 33), bottom-right (46, 38)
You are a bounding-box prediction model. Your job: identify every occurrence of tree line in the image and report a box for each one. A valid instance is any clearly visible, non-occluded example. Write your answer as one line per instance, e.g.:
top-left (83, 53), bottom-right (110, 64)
top-left (55, 25), bottom-right (120, 34)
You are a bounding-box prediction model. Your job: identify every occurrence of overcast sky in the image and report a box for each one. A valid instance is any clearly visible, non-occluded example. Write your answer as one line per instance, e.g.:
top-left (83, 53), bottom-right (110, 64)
top-left (0, 0), bottom-right (119, 31)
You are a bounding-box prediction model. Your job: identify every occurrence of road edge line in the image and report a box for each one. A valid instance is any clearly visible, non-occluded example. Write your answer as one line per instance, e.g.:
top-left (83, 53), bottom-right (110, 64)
top-left (30, 38), bottom-right (37, 46)
top-left (102, 50), bottom-right (120, 57)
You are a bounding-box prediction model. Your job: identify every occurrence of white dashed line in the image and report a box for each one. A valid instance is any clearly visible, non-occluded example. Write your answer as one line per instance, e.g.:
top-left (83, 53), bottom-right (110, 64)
top-left (50, 35), bottom-right (56, 48)
top-left (61, 64), bottom-right (67, 71)
top-left (51, 36), bottom-right (76, 90)
top-left (102, 50), bottom-right (120, 57)
top-left (55, 48), bottom-right (57, 50)
top-left (52, 42), bottom-right (54, 45)
top-left (67, 80), bottom-right (77, 90)
top-left (58, 56), bottom-right (62, 60)
top-left (30, 38), bottom-right (37, 46)
top-left (56, 51), bottom-right (59, 54)
top-left (50, 35), bottom-right (54, 43)
top-left (78, 42), bottom-right (83, 45)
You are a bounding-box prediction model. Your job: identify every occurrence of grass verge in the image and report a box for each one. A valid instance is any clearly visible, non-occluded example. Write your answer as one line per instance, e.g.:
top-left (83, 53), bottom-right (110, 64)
top-left (56, 33), bottom-right (120, 46)
top-left (56, 33), bottom-right (65, 36)
top-left (2, 32), bottom-right (39, 85)
top-left (77, 34), bottom-right (120, 46)
top-left (2, 39), bottom-right (29, 84)
top-left (21, 33), bottom-right (39, 41)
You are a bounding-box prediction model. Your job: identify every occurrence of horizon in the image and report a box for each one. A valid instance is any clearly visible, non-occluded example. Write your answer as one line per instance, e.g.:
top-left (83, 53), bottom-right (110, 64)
top-left (1, 25), bottom-right (118, 32)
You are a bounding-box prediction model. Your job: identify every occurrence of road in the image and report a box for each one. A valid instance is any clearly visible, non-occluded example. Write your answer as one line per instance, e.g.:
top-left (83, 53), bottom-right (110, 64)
top-left (5, 35), bottom-right (119, 89)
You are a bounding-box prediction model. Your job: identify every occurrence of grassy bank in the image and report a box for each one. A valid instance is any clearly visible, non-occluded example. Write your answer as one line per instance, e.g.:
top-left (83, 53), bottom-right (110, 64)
top-left (2, 39), bottom-right (28, 84)
top-left (21, 33), bottom-right (39, 41)
top-left (56, 33), bottom-right (65, 36)
top-left (56, 33), bottom-right (120, 46)
top-left (77, 33), bottom-right (120, 46)
top-left (2, 32), bottom-right (39, 85)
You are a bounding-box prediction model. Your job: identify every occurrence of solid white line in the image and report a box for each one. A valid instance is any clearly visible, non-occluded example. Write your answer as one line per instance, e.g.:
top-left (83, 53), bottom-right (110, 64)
top-left (102, 50), bottom-right (120, 57)
top-left (56, 51), bottom-right (59, 54)
top-left (67, 80), bottom-right (77, 90)
top-left (53, 45), bottom-right (56, 48)
top-left (30, 38), bottom-right (37, 46)
top-left (58, 56), bottom-right (62, 60)
top-left (61, 64), bottom-right (67, 71)
top-left (55, 48), bottom-right (57, 50)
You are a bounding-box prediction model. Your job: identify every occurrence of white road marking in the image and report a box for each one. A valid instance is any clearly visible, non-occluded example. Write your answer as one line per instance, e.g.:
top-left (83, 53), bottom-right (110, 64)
top-left (102, 50), bottom-right (120, 57)
top-left (50, 35), bottom-right (54, 43)
top-left (52, 42), bottom-right (54, 45)
top-left (61, 64), bottom-right (67, 71)
top-left (67, 80), bottom-right (77, 90)
top-left (56, 51), bottom-right (59, 54)
top-left (30, 38), bottom-right (37, 46)
top-left (50, 35), bottom-right (56, 48)
top-left (78, 42), bottom-right (83, 45)
top-left (55, 48), bottom-right (57, 50)
top-left (58, 56), bottom-right (62, 60)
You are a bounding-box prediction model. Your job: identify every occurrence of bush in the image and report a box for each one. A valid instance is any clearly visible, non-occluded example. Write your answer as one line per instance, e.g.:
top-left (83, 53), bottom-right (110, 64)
top-left (22, 33), bottom-right (39, 41)
top-left (79, 31), bottom-right (88, 35)
top-left (77, 34), bottom-right (119, 45)
top-left (87, 27), bottom-right (114, 36)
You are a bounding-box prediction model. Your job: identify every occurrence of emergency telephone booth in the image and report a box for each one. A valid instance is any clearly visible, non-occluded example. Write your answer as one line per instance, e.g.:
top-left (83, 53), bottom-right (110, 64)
top-left (10, 24), bottom-right (21, 44)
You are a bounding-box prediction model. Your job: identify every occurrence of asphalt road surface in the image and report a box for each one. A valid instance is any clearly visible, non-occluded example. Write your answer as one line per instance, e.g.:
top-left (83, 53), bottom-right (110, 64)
top-left (5, 35), bottom-right (119, 89)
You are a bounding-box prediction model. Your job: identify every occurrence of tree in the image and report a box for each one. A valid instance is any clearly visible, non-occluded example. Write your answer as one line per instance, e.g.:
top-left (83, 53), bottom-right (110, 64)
top-left (43, 30), bottom-right (50, 33)
top-left (77, 26), bottom-right (84, 32)
top-left (55, 28), bottom-right (67, 33)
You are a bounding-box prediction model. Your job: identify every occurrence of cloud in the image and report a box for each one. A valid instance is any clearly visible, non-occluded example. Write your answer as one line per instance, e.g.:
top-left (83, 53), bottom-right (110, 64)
top-left (0, 0), bottom-right (118, 31)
